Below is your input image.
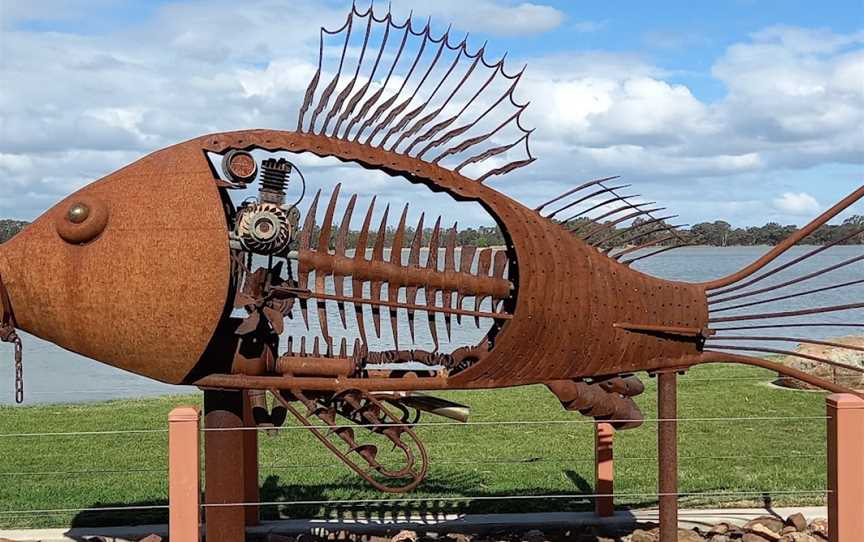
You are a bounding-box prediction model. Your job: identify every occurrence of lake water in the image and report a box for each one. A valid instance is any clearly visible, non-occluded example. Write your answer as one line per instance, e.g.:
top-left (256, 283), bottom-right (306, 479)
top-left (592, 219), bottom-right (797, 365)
top-left (1, 245), bottom-right (860, 404)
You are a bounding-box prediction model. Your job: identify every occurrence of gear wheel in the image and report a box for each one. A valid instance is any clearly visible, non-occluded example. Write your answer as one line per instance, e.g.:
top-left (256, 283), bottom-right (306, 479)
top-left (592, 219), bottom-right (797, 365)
top-left (234, 202), bottom-right (292, 255)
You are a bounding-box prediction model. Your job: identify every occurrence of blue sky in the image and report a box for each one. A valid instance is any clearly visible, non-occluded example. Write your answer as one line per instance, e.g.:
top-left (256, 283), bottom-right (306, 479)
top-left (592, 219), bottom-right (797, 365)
top-left (0, 0), bottom-right (862, 226)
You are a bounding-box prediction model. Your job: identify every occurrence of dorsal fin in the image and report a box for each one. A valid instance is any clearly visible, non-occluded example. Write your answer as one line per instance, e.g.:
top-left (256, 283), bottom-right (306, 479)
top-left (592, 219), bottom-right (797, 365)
top-left (296, 3), bottom-right (534, 183)
top-left (536, 177), bottom-right (692, 264)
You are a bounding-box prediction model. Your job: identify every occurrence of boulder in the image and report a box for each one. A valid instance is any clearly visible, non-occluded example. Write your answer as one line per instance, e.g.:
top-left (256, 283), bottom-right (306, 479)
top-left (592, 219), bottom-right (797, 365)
top-left (629, 528), bottom-right (658, 542)
top-left (744, 516), bottom-right (785, 534)
top-left (391, 531), bottom-right (419, 542)
top-left (774, 336), bottom-right (864, 390)
top-left (676, 529), bottom-right (704, 542)
top-left (779, 533), bottom-right (819, 542)
top-left (785, 513), bottom-right (808, 532)
top-left (807, 518), bottom-right (828, 539)
top-left (748, 523), bottom-right (781, 541)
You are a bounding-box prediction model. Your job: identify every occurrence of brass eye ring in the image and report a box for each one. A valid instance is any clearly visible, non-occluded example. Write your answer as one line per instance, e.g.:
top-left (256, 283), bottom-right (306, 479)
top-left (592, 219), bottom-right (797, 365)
top-left (55, 196), bottom-right (109, 244)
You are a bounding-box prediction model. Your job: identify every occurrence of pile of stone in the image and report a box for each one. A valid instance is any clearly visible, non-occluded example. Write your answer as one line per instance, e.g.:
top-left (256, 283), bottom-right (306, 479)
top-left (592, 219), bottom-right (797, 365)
top-left (253, 513), bottom-right (829, 542)
top-left (625, 514), bottom-right (828, 542)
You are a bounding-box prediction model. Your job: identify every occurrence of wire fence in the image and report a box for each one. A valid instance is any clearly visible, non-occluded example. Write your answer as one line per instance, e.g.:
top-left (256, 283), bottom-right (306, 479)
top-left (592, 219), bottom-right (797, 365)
top-left (0, 366), bottom-right (833, 529)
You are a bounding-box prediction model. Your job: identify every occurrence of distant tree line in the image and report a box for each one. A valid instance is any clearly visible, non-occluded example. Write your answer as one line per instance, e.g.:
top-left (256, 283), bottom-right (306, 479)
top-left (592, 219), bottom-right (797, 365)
top-left (2, 215), bottom-right (862, 247)
top-left (0, 220), bottom-right (28, 243)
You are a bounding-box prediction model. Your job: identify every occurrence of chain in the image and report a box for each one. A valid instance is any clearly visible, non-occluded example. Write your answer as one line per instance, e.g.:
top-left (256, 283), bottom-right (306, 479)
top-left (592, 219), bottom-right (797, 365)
top-left (13, 335), bottom-right (22, 404)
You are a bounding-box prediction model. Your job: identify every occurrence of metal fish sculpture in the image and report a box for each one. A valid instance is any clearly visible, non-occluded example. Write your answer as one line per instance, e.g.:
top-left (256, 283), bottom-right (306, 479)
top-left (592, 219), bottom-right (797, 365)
top-left (0, 5), bottom-right (861, 492)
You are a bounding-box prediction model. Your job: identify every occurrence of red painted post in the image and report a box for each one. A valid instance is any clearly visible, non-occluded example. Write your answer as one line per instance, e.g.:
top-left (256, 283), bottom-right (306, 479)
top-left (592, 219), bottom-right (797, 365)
top-left (594, 422), bottom-right (615, 517)
top-left (168, 406), bottom-right (201, 542)
top-left (204, 390), bottom-right (247, 542)
top-left (827, 393), bottom-right (864, 542)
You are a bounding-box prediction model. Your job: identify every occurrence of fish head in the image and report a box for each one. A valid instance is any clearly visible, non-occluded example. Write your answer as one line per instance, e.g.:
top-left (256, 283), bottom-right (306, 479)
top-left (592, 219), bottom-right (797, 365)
top-left (0, 139), bottom-right (233, 384)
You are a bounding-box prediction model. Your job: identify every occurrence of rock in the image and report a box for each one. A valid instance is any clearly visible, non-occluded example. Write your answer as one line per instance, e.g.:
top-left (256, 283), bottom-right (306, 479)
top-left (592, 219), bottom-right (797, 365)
top-left (779, 533), bottom-right (819, 542)
top-left (392, 531), bottom-right (419, 542)
top-left (138, 536), bottom-right (163, 542)
top-left (744, 516), bottom-right (785, 534)
top-left (748, 523), bottom-right (782, 541)
top-left (708, 536), bottom-right (729, 542)
top-left (775, 336), bottom-right (864, 390)
top-left (807, 518), bottom-right (828, 539)
top-left (708, 523), bottom-right (730, 536)
top-left (523, 528), bottom-right (546, 542)
top-left (744, 534), bottom-right (771, 542)
top-left (781, 527), bottom-right (797, 535)
top-left (785, 513), bottom-right (808, 532)
top-left (629, 528), bottom-right (658, 542)
top-left (677, 529), bottom-right (704, 542)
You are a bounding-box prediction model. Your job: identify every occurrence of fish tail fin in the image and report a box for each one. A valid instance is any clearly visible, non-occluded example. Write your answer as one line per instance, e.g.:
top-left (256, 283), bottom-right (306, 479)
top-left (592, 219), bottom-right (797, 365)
top-left (697, 185), bottom-right (864, 396)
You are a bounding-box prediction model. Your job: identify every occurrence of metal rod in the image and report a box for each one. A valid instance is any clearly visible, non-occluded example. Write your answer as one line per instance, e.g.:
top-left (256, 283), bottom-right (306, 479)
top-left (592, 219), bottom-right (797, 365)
top-left (701, 185), bottom-right (864, 290)
top-left (657, 370), bottom-right (678, 542)
top-left (703, 344), bottom-right (864, 374)
top-left (708, 258), bottom-right (864, 307)
top-left (709, 302), bottom-right (864, 323)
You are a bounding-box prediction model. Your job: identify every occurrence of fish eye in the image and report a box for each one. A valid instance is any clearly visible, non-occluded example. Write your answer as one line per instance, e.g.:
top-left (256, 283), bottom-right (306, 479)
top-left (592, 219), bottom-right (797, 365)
top-left (55, 195), bottom-right (109, 244)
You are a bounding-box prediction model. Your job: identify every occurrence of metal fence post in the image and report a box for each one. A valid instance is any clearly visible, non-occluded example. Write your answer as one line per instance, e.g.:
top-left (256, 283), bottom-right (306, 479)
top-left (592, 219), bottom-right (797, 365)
top-left (169, 406), bottom-right (201, 542)
top-left (204, 389), bottom-right (247, 542)
top-left (242, 390), bottom-right (260, 526)
top-left (594, 422), bottom-right (615, 517)
top-left (827, 393), bottom-right (864, 542)
top-left (657, 370), bottom-right (679, 542)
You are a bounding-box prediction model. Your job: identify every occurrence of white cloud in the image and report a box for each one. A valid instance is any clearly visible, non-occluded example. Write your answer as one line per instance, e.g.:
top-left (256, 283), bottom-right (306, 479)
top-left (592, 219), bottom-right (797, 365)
top-left (0, 1), bottom-right (860, 228)
top-left (390, 1), bottom-right (565, 36)
top-left (772, 192), bottom-right (821, 215)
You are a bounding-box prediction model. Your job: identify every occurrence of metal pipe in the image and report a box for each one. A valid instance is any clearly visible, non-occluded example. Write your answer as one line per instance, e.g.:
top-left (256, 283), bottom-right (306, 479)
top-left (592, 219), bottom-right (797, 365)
top-left (657, 370), bottom-right (678, 542)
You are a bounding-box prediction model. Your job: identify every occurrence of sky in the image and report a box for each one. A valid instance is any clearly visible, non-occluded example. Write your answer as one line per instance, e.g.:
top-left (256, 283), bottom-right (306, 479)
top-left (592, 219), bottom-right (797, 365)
top-left (0, 0), bottom-right (862, 227)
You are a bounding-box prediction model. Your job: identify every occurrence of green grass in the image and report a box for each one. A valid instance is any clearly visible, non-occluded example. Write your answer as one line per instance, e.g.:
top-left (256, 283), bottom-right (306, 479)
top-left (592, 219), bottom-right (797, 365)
top-left (0, 363), bottom-right (828, 529)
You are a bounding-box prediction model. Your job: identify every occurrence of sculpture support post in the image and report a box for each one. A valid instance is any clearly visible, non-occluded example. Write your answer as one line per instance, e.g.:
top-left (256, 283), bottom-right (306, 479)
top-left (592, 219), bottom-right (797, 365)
top-left (657, 370), bottom-right (678, 542)
top-left (168, 406), bottom-right (201, 542)
top-left (204, 389), bottom-right (247, 542)
top-left (827, 393), bottom-right (864, 542)
top-left (242, 390), bottom-right (260, 526)
top-left (594, 422), bottom-right (615, 517)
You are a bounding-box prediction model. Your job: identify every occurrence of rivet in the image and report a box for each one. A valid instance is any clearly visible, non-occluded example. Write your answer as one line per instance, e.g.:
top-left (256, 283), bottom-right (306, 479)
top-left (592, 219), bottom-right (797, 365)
top-left (68, 203), bottom-right (90, 224)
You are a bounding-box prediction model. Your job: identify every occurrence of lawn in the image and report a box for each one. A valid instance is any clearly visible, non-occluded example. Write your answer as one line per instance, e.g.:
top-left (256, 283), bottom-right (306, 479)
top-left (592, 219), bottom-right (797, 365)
top-left (0, 363), bottom-right (828, 529)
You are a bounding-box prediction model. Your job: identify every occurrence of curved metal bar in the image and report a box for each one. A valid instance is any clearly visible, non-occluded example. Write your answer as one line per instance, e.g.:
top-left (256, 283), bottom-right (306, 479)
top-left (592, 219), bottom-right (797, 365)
top-left (701, 185), bottom-right (864, 291)
top-left (621, 242), bottom-right (691, 265)
top-left (712, 323), bottom-right (864, 331)
top-left (597, 215), bottom-right (678, 249)
top-left (709, 302), bottom-right (864, 323)
top-left (709, 255), bottom-right (864, 307)
top-left (702, 345), bottom-right (864, 374)
top-left (709, 278), bottom-right (864, 313)
top-left (706, 335), bottom-right (864, 354)
top-left (693, 352), bottom-right (861, 396)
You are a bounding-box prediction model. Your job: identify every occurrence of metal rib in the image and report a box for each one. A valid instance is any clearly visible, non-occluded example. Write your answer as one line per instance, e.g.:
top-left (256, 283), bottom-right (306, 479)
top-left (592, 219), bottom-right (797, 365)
top-left (321, 11), bottom-right (373, 136)
top-left (381, 36), bottom-right (469, 150)
top-left (443, 224), bottom-right (458, 339)
top-left (706, 335), bottom-right (864, 354)
top-left (535, 176), bottom-right (619, 213)
top-left (425, 217), bottom-right (442, 351)
top-left (335, 12), bottom-right (392, 138)
top-left (708, 229), bottom-right (864, 298)
top-left (705, 345), bottom-right (864, 374)
top-left (388, 204), bottom-right (409, 350)
top-left (592, 214), bottom-right (678, 247)
top-left (475, 155), bottom-right (536, 184)
top-left (456, 245), bottom-right (477, 325)
top-left (708, 302), bottom-right (864, 323)
top-left (356, 18), bottom-right (434, 143)
top-left (546, 184), bottom-right (631, 220)
top-left (609, 233), bottom-right (680, 260)
top-left (709, 254), bottom-right (864, 306)
top-left (702, 185), bottom-right (864, 291)
top-left (344, 11), bottom-right (412, 139)
top-left (565, 197), bottom-right (646, 231)
top-left (421, 73), bottom-right (521, 160)
top-left (353, 196), bottom-right (377, 346)
top-left (621, 242), bottom-right (690, 265)
top-left (334, 193), bottom-right (357, 327)
top-left (308, 11), bottom-right (355, 133)
top-left (609, 223), bottom-right (688, 257)
top-left (581, 208), bottom-right (668, 243)
top-left (370, 204), bottom-right (391, 338)
top-left (406, 212), bottom-right (425, 342)
top-left (709, 278), bottom-right (864, 313)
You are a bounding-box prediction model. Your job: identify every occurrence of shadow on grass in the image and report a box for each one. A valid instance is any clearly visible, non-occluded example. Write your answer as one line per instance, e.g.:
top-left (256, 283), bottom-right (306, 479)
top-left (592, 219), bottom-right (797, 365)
top-left (66, 469), bottom-right (658, 529)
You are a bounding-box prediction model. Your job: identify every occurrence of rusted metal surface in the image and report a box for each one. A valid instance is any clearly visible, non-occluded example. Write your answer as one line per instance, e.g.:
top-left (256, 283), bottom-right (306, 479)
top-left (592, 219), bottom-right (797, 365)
top-left (1, 4), bottom-right (861, 495)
